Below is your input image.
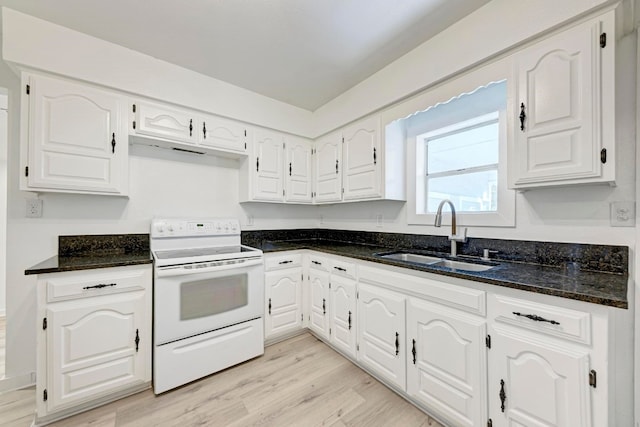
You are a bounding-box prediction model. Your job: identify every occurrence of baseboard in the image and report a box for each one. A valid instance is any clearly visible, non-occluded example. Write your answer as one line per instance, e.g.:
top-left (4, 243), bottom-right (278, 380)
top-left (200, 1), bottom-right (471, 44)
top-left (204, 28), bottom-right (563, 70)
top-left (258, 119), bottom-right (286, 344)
top-left (0, 371), bottom-right (35, 393)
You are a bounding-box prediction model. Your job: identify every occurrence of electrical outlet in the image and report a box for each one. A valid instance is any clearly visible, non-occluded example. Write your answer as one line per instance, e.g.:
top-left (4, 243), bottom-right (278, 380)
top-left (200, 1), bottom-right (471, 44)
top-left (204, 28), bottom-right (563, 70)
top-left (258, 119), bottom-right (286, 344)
top-left (376, 214), bottom-right (383, 227)
top-left (246, 214), bottom-right (254, 226)
top-left (26, 198), bottom-right (43, 218)
top-left (610, 201), bottom-right (635, 227)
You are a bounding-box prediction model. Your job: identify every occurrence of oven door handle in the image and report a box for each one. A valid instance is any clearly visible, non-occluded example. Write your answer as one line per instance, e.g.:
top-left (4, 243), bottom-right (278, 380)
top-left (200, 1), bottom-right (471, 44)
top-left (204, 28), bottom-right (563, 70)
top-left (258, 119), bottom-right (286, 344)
top-left (156, 257), bottom-right (263, 277)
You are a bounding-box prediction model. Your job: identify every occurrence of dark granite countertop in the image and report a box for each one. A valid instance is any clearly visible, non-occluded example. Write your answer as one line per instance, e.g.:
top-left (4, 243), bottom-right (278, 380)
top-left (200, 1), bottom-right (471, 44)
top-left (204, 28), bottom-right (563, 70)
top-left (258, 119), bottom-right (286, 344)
top-left (257, 239), bottom-right (628, 309)
top-left (25, 234), bottom-right (152, 275)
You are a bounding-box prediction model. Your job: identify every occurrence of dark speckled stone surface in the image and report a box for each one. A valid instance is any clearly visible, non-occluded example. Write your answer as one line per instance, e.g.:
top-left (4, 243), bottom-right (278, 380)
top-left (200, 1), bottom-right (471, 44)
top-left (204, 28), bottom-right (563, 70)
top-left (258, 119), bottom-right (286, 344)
top-left (242, 229), bottom-right (629, 309)
top-left (25, 234), bottom-right (152, 275)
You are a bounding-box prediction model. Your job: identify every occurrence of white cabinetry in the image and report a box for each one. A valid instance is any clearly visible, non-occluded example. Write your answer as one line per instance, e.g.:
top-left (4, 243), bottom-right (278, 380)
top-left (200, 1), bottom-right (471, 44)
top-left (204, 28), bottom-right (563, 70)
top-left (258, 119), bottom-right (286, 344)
top-left (356, 282), bottom-right (406, 390)
top-left (308, 256), bottom-right (330, 340)
top-left (264, 253), bottom-right (304, 340)
top-left (285, 137), bottom-right (313, 203)
top-left (510, 11), bottom-right (615, 188)
top-left (23, 73), bottom-right (128, 195)
top-left (252, 129), bottom-right (285, 201)
top-left (133, 101), bottom-right (197, 145)
top-left (199, 114), bottom-right (249, 153)
top-left (342, 116), bottom-right (382, 200)
top-left (35, 265), bottom-right (152, 424)
top-left (328, 266), bottom-right (357, 359)
top-left (313, 131), bottom-right (342, 202)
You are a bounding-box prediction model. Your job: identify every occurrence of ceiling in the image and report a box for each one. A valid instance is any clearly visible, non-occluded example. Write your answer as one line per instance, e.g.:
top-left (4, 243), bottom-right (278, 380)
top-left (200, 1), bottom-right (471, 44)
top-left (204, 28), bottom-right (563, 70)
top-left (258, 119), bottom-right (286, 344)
top-left (0, 0), bottom-right (491, 111)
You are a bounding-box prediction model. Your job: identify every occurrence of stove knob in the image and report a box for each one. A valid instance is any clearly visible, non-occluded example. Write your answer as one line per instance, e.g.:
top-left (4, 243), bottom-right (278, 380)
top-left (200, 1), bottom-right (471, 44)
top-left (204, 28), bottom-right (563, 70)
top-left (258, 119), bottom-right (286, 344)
top-left (168, 225), bottom-right (174, 232)
top-left (155, 222), bottom-right (164, 233)
top-left (230, 222), bottom-right (238, 231)
top-left (224, 223), bottom-right (229, 231)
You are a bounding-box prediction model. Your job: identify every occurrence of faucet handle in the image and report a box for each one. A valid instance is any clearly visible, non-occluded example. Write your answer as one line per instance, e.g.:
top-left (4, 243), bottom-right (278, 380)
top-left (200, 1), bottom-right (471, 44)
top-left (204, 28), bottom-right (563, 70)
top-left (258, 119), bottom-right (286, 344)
top-left (482, 248), bottom-right (499, 260)
top-left (449, 227), bottom-right (467, 242)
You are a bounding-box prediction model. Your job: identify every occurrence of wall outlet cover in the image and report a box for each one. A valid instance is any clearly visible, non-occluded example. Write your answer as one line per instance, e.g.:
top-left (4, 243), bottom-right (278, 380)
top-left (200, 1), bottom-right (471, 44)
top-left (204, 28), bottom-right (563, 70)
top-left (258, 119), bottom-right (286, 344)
top-left (610, 201), bottom-right (635, 227)
top-left (26, 198), bottom-right (43, 218)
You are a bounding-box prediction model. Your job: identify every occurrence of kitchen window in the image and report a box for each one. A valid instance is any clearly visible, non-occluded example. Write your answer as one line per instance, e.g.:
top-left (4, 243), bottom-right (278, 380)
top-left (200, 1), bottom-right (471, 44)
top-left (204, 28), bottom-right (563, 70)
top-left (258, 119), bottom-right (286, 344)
top-left (401, 76), bottom-right (515, 227)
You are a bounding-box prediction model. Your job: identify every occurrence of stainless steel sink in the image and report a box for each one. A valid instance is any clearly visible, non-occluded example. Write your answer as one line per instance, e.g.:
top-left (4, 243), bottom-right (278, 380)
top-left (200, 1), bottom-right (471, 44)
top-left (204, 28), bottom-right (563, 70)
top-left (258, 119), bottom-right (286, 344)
top-left (378, 252), bottom-right (496, 272)
top-left (434, 259), bottom-right (495, 272)
top-left (379, 253), bottom-right (442, 265)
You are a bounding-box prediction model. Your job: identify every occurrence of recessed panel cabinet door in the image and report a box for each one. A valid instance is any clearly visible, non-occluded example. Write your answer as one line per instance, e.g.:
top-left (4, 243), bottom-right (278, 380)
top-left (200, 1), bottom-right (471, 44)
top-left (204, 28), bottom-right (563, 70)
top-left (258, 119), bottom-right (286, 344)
top-left (28, 75), bottom-right (128, 194)
top-left (329, 275), bottom-right (356, 358)
top-left (265, 268), bottom-right (303, 339)
top-left (314, 132), bottom-right (343, 203)
top-left (513, 15), bottom-right (611, 186)
top-left (253, 130), bottom-right (284, 201)
top-left (134, 101), bottom-right (197, 144)
top-left (308, 268), bottom-right (330, 340)
top-left (342, 116), bottom-right (381, 200)
top-left (489, 326), bottom-right (592, 427)
top-left (285, 138), bottom-right (312, 203)
top-left (357, 282), bottom-right (406, 390)
top-left (46, 291), bottom-right (147, 412)
top-left (199, 114), bottom-right (248, 153)
top-left (407, 298), bottom-right (487, 427)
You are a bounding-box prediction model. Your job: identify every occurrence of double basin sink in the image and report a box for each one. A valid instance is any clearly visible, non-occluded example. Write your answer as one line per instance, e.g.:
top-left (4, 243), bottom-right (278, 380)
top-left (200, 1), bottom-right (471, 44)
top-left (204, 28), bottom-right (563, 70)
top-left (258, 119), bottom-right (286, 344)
top-left (377, 252), bottom-right (497, 272)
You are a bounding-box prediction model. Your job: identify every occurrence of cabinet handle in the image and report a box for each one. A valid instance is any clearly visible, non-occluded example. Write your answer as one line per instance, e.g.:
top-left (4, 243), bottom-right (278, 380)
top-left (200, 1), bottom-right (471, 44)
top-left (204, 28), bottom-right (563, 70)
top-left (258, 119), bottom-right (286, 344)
top-left (334, 266), bottom-right (346, 272)
top-left (83, 283), bottom-right (117, 290)
top-left (348, 311), bottom-right (352, 330)
top-left (135, 329), bottom-right (140, 352)
top-left (373, 147), bottom-right (377, 165)
top-left (256, 157), bottom-right (260, 172)
top-left (189, 119), bottom-right (193, 136)
top-left (111, 133), bottom-right (116, 153)
top-left (395, 332), bottom-right (399, 356)
top-left (519, 103), bottom-right (526, 131)
top-left (203, 122), bottom-right (207, 139)
top-left (279, 260), bottom-right (292, 265)
top-left (322, 298), bottom-right (326, 315)
top-left (512, 311), bottom-right (560, 325)
top-left (499, 379), bottom-right (506, 412)
top-left (268, 298), bottom-right (272, 315)
top-left (336, 159), bottom-right (339, 174)
top-left (289, 162), bottom-right (292, 176)
top-left (311, 260), bottom-right (322, 266)
top-left (412, 339), bottom-right (416, 364)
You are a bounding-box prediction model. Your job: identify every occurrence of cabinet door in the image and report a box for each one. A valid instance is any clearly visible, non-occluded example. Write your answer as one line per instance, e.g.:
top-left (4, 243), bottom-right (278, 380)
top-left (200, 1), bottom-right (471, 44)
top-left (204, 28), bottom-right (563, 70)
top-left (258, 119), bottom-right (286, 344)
top-left (134, 101), bottom-right (197, 144)
top-left (46, 291), bottom-right (147, 412)
top-left (308, 268), bottom-right (330, 339)
top-left (199, 114), bottom-right (248, 153)
top-left (342, 116), bottom-right (381, 200)
top-left (489, 327), bottom-right (592, 427)
top-left (407, 298), bottom-right (487, 427)
top-left (329, 275), bottom-right (356, 358)
top-left (513, 17), bottom-right (608, 186)
top-left (265, 268), bottom-right (303, 339)
top-left (357, 282), bottom-right (406, 390)
top-left (253, 129), bottom-right (284, 201)
top-left (285, 137), bottom-right (313, 203)
top-left (314, 132), bottom-right (343, 203)
top-left (28, 75), bottom-right (128, 194)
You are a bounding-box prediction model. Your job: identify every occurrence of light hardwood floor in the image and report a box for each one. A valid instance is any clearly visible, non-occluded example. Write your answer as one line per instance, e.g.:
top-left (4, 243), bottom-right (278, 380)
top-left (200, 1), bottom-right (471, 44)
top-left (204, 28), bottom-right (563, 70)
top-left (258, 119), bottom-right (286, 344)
top-left (0, 333), bottom-right (443, 427)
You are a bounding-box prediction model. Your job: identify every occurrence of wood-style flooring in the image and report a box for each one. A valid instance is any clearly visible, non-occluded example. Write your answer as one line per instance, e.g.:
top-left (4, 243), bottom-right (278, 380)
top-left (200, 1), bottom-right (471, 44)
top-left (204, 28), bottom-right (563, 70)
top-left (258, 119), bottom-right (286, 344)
top-left (0, 333), bottom-right (442, 427)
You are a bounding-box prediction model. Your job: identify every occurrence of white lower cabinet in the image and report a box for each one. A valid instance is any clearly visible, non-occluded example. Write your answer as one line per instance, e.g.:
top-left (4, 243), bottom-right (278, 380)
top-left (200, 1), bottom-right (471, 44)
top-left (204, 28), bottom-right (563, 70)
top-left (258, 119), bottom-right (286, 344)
top-left (308, 264), bottom-right (330, 340)
top-left (36, 265), bottom-right (152, 424)
top-left (264, 267), bottom-right (303, 340)
top-left (357, 282), bottom-right (406, 390)
top-left (407, 297), bottom-right (487, 427)
top-left (328, 274), bottom-right (357, 358)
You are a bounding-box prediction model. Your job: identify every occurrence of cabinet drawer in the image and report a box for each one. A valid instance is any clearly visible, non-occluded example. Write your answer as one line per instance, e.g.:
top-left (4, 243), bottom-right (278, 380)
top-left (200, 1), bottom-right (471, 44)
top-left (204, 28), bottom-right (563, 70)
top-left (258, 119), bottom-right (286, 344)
top-left (490, 294), bottom-right (592, 345)
top-left (308, 254), bottom-right (330, 271)
top-left (46, 267), bottom-right (149, 302)
top-left (264, 253), bottom-right (302, 271)
top-left (329, 259), bottom-right (356, 279)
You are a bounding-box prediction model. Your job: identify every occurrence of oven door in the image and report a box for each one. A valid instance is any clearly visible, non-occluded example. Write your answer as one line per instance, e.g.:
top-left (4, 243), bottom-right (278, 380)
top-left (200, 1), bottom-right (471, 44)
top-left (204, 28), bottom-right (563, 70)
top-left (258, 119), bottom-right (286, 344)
top-left (154, 258), bottom-right (264, 345)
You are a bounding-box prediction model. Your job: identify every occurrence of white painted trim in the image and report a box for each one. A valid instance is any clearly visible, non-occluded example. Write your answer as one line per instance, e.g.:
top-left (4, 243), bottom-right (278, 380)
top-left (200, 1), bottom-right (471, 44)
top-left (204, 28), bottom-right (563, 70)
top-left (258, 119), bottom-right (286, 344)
top-left (0, 371), bottom-right (35, 393)
top-left (634, 27), bottom-right (640, 427)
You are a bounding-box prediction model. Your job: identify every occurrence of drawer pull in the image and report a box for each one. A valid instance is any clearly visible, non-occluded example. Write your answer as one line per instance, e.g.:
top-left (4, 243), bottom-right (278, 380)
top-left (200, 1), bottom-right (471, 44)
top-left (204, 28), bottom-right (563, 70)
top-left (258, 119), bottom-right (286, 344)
top-left (412, 339), bottom-right (417, 364)
top-left (395, 332), bottom-right (399, 356)
top-left (322, 298), bottom-right (326, 315)
top-left (268, 298), bottom-right (272, 315)
top-left (135, 329), bottom-right (140, 352)
top-left (312, 260), bottom-right (322, 265)
top-left (512, 311), bottom-right (560, 325)
top-left (334, 266), bottom-right (346, 272)
top-left (499, 379), bottom-right (506, 412)
top-left (83, 283), bottom-right (117, 290)
top-left (278, 260), bottom-right (293, 265)
top-left (348, 311), bottom-right (352, 330)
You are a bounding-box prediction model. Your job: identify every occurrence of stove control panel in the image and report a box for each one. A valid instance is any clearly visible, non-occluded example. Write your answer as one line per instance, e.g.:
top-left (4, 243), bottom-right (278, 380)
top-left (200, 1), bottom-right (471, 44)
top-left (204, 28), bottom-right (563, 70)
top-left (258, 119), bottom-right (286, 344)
top-left (151, 218), bottom-right (240, 238)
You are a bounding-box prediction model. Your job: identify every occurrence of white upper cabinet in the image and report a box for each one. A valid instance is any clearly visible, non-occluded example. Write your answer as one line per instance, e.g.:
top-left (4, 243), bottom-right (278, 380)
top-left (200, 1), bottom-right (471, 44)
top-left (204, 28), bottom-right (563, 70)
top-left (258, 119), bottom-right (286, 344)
top-left (252, 129), bottom-right (285, 201)
top-left (342, 115), bottom-right (382, 200)
top-left (133, 101), bottom-right (197, 145)
top-left (314, 131), bottom-right (343, 203)
top-left (285, 137), bottom-right (313, 203)
top-left (199, 114), bottom-right (249, 153)
top-left (24, 74), bottom-right (128, 195)
top-left (510, 11), bottom-right (615, 188)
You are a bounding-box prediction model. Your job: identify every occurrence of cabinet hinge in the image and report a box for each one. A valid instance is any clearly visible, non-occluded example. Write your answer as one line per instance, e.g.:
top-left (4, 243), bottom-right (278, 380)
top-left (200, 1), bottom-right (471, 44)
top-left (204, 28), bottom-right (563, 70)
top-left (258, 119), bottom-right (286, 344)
top-left (600, 148), bottom-right (607, 164)
top-left (43, 389), bottom-right (47, 402)
top-left (486, 334), bottom-right (491, 349)
top-left (329, 328), bottom-right (331, 335)
top-left (26, 84), bottom-right (30, 95)
top-left (301, 313), bottom-right (304, 322)
top-left (589, 370), bottom-right (597, 388)
top-left (357, 343), bottom-right (359, 351)
top-left (342, 137), bottom-right (344, 143)
top-left (487, 419), bottom-right (492, 427)
top-left (132, 104), bottom-right (136, 113)
top-left (283, 189), bottom-right (285, 197)
top-left (132, 120), bottom-right (136, 130)
top-left (342, 188), bottom-right (344, 194)
top-left (42, 317), bottom-right (47, 330)
top-left (600, 32), bottom-right (606, 48)
top-left (25, 166), bottom-right (29, 177)
top-left (356, 291), bottom-right (359, 299)
top-left (244, 142), bottom-right (247, 150)
top-left (301, 274), bottom-right (303, 281)
top-left (329, 282), bottom-right (331, 289)
top-left (283, 142), bottom-right (286, 149)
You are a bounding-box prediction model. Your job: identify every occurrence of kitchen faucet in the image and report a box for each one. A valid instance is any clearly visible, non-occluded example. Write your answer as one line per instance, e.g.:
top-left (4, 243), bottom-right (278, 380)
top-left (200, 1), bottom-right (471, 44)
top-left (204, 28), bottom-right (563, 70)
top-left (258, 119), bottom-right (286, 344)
top-left (434, 199), bottom-right (466, 257)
